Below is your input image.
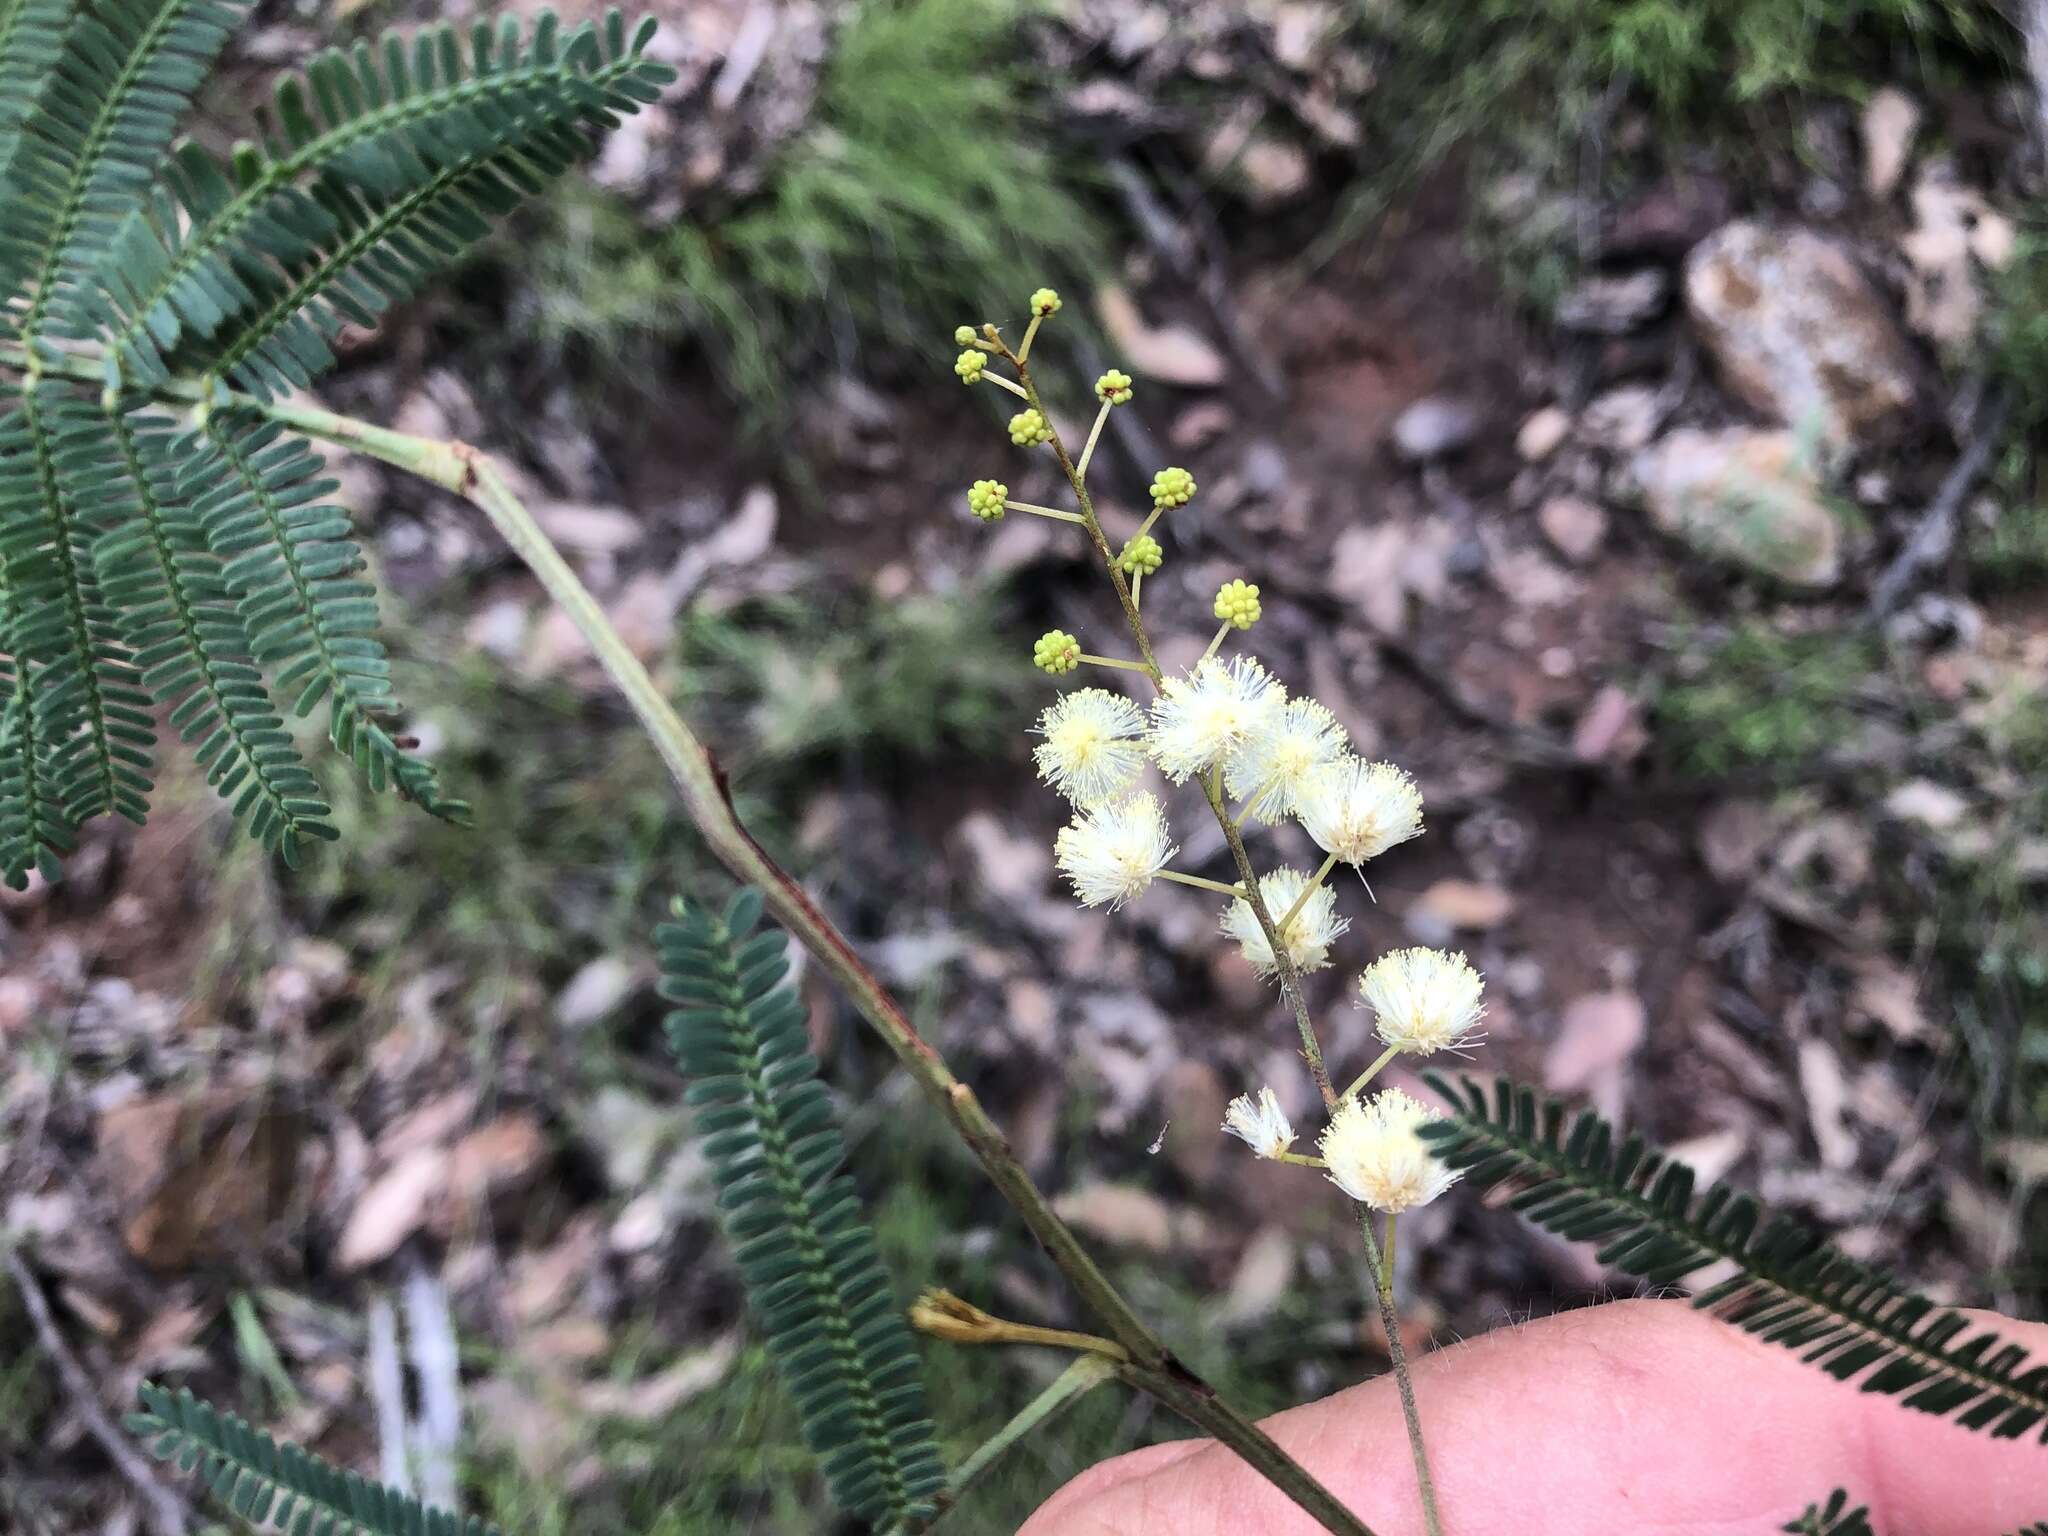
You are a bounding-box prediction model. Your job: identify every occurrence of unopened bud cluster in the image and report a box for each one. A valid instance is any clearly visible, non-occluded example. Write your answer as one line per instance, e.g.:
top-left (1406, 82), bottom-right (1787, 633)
top-left (942, 287), bottom-right (1484, 1220)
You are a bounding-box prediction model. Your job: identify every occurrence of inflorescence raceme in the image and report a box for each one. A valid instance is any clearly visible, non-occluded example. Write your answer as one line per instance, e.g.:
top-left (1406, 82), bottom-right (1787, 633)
top-left (947, 290), bottom-right (1487, 1221)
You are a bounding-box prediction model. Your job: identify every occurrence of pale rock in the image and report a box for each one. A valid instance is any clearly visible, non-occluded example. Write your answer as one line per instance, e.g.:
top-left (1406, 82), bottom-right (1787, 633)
top-left (1579, 383), bottom-right (1661, 451)
top-left (1630, 427), bottom-right (1841, 587)
top-left (1684, 221), bottom-right (1917, 452)
top-left (1798, 1039), bottom-right (1858, 1171)
top-left (1482, 527), bottom-right (1580, 608)
top-left (1237, 134), bottom-right (1313, 207)
top-left (1900, 178), bottom-right (2016, 359)
top-left (1405, 879), bottom-right (1517, 943)
top-left (1861, 87), bottom-right (1921, 199)
top-left (1051, 1182), bottom-right (1212, 1253)
top-left (1219, 1226), bottom-right (1296, 1327)
top-left (1570, 685), bottom-right (1640, 763)
top-left (1171, 401), bottom-right (1235, 450)
top-left (1538, 495), bottom-right (1608, 563)
top-left (535, 502), bottom-right (642, 555)
top-left (1884, 777), bottom-right (1968, 831)
top-left (1516, 406), bottom-right (1572, 462)
top-left (1555, 269), bottom-right (1668, 334)
top-left (1096, 285), bottom-right (1227, 388)
top-left (1390, 395), bottom-right (1480, 461)
top-left (555, 955), bottom-right (636, 1030)
top-left (1327, 520), bottom-right (1454, 637)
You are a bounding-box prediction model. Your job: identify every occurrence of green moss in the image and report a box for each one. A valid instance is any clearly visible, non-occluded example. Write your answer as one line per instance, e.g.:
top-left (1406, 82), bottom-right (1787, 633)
top-left (1652, 620), bottom-right (1879, 779)
top-left (520, 0), bottom-right (1097, 423)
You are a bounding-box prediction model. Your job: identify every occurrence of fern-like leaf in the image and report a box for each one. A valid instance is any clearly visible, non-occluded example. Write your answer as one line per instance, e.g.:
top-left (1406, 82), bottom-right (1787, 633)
top-left (658, 890), bottom-right (948, 1527)
top-left (90, 405), bottom-right (336, 859)
top-left (168, 409), bottom-right (463, 822)
top-left (1420, 1074), bottom-right (2048, 1442)
top-left (95, 9), bottom-right (672, 390)
top-left (130, 1381), bottom-right (503, 1536)
top-left (0, 0), bottom-right (69, 177)
top-left (0, 0), bottom-right (250, 336)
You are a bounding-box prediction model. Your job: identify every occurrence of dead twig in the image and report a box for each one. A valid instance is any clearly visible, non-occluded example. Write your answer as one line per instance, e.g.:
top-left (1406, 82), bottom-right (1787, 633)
top-left (1870, 383), bottom-right (2009, 617)
top-left (3, 1249), bottom-right (188, 1536)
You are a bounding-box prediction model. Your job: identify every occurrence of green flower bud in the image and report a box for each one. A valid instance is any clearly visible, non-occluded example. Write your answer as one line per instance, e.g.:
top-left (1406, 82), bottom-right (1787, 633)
top-left (1009, 408), bottom-right (1053, 446)
top-left (1029, 287), bottom-right (1062, 317)
top-left (968, 479), bottom-right (1009, 522)
top-left (955, 348), bottom-right (988, 383)
top-left (954, 325), bottom-right (979, 346)
top-left (1117, 534), bottom-right (1164, 575)
top-left (1213, 578), bottom-right (1262, 630)
top-left (1150, 466), bottom-right (1196, 509)
top-left (1095, 368), bottom-right (1134, 406)
top-left (1033, 629), bottom-right (1082, 674)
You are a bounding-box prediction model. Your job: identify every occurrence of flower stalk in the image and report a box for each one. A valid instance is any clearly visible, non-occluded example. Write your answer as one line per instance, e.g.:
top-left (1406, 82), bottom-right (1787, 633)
top-left (11, 332), bottom-right (1379, 1536)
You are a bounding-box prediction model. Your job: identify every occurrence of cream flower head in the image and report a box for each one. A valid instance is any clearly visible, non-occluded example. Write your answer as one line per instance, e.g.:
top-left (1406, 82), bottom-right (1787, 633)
top-left (1033, 689), bottom-right (1147, 807)
top-left (1221, 867), bottom-right (1347, 979)
top-left (1221, 1086), bottom-right (1295, 1159)
top-left (1296, 758), bottom-right (1424, 866)
top-left (1146, 655), bottom-right (1284, 784)
top-left (1320, 1088), bottom-right (1460, 1213)
top-left (1053, 792), bottom-right (1176, 909)
top-left (1224, 697), bottom-right (1349, 825)
top-left (1358, 948), bottom-right (1486, 1055)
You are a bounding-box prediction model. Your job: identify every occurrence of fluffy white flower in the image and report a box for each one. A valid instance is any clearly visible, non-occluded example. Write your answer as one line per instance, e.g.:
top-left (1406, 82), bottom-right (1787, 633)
top-left (1053, 792), bottom-right (1176, 908)
top-left (1221, 1086), bottom-right (1296, 1159)
top-left (1146, 655), bottom-right (1283, 783)
top-left (1221, 867), bottom-right (1348, 979)
top-left (1032, 688), bottom-right (1148, 806)
top-left (1296, 757), bottom-right (1424, 866)
top-left (1319, 1088), bottom-right (1460, 1213)
top-left (1223, 697), bottom-right (1349, 824)
top-left (1358, 947), bottom-right (1486, 1055)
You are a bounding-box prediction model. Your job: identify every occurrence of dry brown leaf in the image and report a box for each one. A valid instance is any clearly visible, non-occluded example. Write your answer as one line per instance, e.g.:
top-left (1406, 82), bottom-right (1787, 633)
top-left (338, 1145), bottom-right (450, 1271)
top-left (1095, 285), bottom-right (1228, 388)
top-left (1406, 879), bottom-right (1518, 936)
top-left (1051, 1182), bottom-right (1213, 1253)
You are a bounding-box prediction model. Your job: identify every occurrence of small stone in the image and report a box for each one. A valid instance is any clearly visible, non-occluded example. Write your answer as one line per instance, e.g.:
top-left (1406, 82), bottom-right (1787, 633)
top-left (1861, 87), bottom-right (1921, 200)
top-left (1630, 427), bottom-right (1841, 587)
top-left (1555, 269), bottom-right (1669, 335)
top-left (1537, 495), bottom-right (1608, 563)
top-left (1390, 395), bottom-right (1480, 462)
top-left (1684, 221), bottom-right (1918, 453)
top-left (555, 956), bottom-right (636, 1030)
top-left (1171, 402), bottom-right (1234, 450)
top-left (1516, 406), bottom-right (1572, 462)
top-left (1580, 384), bottom-right (1661, 451)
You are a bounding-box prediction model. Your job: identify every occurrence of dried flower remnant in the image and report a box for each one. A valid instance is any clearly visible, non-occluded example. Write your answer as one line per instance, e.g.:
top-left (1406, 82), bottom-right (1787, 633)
top-left (1222, 1087), bottom-right (1297, 1159)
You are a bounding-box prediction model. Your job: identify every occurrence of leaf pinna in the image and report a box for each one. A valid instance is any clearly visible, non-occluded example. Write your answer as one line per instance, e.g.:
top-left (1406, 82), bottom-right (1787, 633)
top-left (130, 1381), bottom-right (504, 1536)
top-left (659, 889), bottom-right (948, 1528)
top-left (1420, 1073), bottom-right (2048, 1443)
top-left (0, 1), bottom-right (674, 887)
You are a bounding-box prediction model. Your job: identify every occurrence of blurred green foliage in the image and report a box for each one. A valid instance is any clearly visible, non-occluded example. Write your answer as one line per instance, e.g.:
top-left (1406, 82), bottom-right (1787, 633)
top-left (518, 0), bottom-right (1097, 422)
top-left (1651, 620), bottom-right (1879, 780)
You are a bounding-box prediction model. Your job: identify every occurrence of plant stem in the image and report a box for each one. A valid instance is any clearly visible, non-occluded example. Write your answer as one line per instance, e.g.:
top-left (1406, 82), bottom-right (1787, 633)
top-left (1076, 401), bottom-right (1111, 483)
top-left (1078, 652), bottom-right (1152, 674)
top-left (1342, 1044), bottom-right (1402, 1103)
top-left (1007, 500), bottom-right (1085, 523)
top-left (1279, 851), bottom-right (1341, 931)
top-left (1159, 869), bottom-right (1246, 897)
top-left (1357, 1212), bottom-right (1443, 1535)
top-left (998, 336), bottom-right (1444, 1536)
top-left (983, 373), bottom-right (1029, 400)
top-left (1380, 1214), bottom-right (1398, 1297)
top-left (11, 337), bottom-right (1383, 1536)
top-left (8, 338), bottom-right (1380, 1536)
top-left (1198, 620), bottom-right (1231, 664)
top-left (908, 1356), bottom-right (1118, 1535)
